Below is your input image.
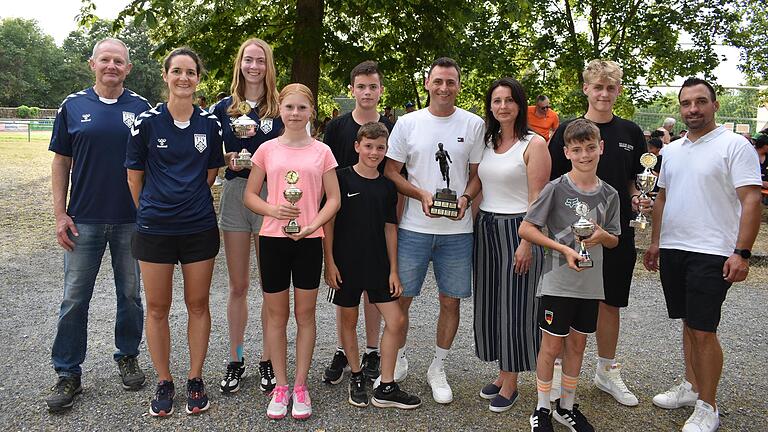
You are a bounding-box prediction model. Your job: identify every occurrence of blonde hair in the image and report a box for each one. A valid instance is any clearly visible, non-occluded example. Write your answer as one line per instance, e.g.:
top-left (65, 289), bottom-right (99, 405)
top-left (279, 83), bottom-right (316, 123)
top-left (227, 38), bottom-right (279, 119)
top-left (582, 59), bottom-right (623, 85)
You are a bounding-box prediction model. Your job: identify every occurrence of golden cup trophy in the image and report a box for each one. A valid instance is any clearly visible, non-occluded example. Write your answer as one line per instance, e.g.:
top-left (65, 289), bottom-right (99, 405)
top-left (629, 152), bottom-right (658, 230)
top-left (282, 170), bottom-right (303, 234)
top-left (232, 101), bottom-right (256, 139)
top-left (570, 201), bottom-right (596, 268)
top-left (430, 143), bottom-right (459, 218)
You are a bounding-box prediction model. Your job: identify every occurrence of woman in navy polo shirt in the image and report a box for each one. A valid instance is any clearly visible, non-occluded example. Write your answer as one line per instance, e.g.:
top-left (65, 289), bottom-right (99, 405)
top-left (210, 38), bottom-right (283, 395)
top-left (126, 47), bottom-right (225, 417)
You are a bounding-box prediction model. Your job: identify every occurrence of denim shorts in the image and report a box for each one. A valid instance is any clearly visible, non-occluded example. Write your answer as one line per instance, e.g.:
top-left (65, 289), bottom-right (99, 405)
top-left (397, 228), bottom-right (473, 298)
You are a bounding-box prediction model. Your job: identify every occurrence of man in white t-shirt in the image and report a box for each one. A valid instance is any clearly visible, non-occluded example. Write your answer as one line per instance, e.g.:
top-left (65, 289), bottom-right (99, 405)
top-left (644, 78), bottom-right (762, 432)
top-left (383, 57), bottom-right (484, 404)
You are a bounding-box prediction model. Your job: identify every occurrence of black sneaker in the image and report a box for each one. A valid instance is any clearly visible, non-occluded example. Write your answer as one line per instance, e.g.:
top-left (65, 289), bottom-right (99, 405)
top-left (186, 378), bottom-right (210, 415)
top-left (220, 359), bottom-right (246, 393)
top-left (323, 350), bottom-right (349, 384)
top-left (258, 360), bottom-right (276, 392)
top-left (46, 376), bottom-right (82, 413)
top-left (348, 371), bottom-right (369, 407)
top-left (149, 380), bottom-right (175, 417)
top-left (361, 351), bottom-right (381, 382)
top-left (117, 356), bottom-right (146, 390)
top-left (371, 382), bottom-right (421, 410)
top-left (530, 407), bottom-right (554, 432)
top-left (553, 399), bottom-right (594, 432)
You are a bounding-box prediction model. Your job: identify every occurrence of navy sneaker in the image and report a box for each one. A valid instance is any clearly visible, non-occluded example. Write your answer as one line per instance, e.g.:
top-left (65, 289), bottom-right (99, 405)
top-left (489, 390), bottom-right (519, 412)
top-left (149, 380), bottom-right (175, 417)
top-left (186, 378), bottom-right (210, 415)
top-left (480, 382), bottom-right (500, 400)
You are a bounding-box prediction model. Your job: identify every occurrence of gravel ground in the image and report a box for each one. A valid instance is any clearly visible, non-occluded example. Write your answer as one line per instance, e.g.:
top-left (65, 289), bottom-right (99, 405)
top-left (1, 141), bottom-right (767, 431)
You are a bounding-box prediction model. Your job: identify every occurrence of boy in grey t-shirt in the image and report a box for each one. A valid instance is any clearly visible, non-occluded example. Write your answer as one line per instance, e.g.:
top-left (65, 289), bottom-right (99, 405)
top-left (520, 119), bottom-right (620, 432)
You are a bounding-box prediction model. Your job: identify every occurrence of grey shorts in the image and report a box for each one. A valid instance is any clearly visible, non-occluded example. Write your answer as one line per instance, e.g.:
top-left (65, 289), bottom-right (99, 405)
top-left (219, 177), bottom-right (266, 233)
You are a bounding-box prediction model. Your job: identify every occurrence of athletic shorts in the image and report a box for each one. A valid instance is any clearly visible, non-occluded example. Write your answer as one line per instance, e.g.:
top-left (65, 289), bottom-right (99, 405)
top-left (602, 232), bottom-right (637, 308)
top-left (331, 272), bottom-right (396, 308)
top-left (258, 236), bottom-right (322, 293)
top-left (131, 227), bottom-right (220, 264)
top-left (219, 178), bottom-right (266, 232)
top-left (538, 295), bottom-right (599, 337)
top-left (397, 228), bottom-right (472, 298)
top-left (659, 249), bottom-right (732, 333)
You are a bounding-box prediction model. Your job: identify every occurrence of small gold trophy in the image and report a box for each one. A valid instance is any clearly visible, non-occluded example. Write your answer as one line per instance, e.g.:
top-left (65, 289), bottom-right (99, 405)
top-left (570, 201), bottom-right (596, 268)
top-left (629, 152), bottom-right (658, 230)
top-left (283, 170), bottom-right (303, 234)
top-left (232, 101), bottom-right (256, 138)
top-left (233, 148), bottom-right (252, 168)
top-left (430, 143), bottom-right (459, 218)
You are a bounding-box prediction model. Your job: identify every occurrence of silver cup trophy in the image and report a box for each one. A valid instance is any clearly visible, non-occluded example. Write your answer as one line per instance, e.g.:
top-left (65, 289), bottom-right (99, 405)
top-left (571, 201), bottom-right (596, 268)
top-left (629, 152), bottom-right (658, 230)
top-left (232, 101), bottom-right (257, 139)
top-left (233, 148), bottom-right (252, 168)
top-left (283, 170), bottom-right (302, 234)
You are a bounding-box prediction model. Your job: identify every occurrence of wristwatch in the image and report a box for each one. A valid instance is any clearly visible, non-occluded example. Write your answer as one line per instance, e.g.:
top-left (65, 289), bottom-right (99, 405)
top-left (733, 248), bottom-right (752, 259)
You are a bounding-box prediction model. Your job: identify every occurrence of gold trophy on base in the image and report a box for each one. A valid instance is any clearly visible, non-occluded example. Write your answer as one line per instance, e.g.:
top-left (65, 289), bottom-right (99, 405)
top-left (570, 201), bottom-right (596, 268)
top-left (629, 152), bottom-right (658, 230)
top-left (430, 143), bottom-right (459, 218)
top-left (283, 170), bottom-right (302, 234)
top-left (232, 101), bottom-right (256, 139)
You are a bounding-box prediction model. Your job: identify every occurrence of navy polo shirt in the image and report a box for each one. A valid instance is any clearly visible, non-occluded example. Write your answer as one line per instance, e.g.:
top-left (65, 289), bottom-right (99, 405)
top-left (210, 96), bottom-right (284, 180)
top-left (125, 104), bottom-right (225, 235)
top-left (49, 87), bottom-right (152, 223)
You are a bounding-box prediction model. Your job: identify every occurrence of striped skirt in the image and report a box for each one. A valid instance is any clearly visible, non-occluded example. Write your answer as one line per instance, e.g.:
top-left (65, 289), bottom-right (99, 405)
top-left (473, 210), bottom-right (543, 372)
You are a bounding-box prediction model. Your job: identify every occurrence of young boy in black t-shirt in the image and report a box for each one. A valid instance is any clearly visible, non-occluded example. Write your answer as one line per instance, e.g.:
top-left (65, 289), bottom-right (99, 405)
top-left (322, 122), bottom-right (421, 410)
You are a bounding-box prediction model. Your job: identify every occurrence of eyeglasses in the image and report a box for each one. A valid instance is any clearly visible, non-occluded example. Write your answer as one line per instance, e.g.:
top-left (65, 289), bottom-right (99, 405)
top-left (538, 106), bottom-right (550, 110)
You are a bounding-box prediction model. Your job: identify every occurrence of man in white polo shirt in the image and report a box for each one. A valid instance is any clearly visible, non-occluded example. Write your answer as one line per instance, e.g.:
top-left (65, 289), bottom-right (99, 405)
top-left (643, 78), bottom-right (762, 432)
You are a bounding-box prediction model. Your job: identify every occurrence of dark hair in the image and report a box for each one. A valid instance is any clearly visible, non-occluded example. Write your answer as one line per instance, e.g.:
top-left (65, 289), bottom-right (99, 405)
top-left (753, 131), bottom-right (768, 148)
top-left (357, 121), bottom-right (389, 142)
top-left (163, 47), bottom-right (204, 75)
top-left (483, 77), bottom-right (529, 149)
top-left (536, 95), bottom-right (548, 103)
top-left (678, 77), bottom-right (716, 102)
top-left (563, 118), bottom-right (601, 145)
top-left (649, 130), bottom-right (665, 139)
top-left (427, 57), bottom-right (461, 82)
top-left (647, 137), bottom-right (663, 150)
top-left (350, 60), bottom-right (382, 85)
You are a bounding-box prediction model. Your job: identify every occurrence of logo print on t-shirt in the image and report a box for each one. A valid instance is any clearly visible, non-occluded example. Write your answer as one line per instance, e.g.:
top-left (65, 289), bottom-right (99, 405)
top-left (156, 138), bottom-right (168, 148)
top-left (81, 114), bottom-right (91, 123)
top-left (260, 118), bottom-right (273, 134)
top-left (194, 134), bottom-right (207, 153)
top-left (457, 137), bottom-right (464, 142)
top-left (122, 111), bottom-right (136, 128)
top-left (618, 142), bottom-right (633, 151)
top-left (347, 192), bottom-right (360, 197)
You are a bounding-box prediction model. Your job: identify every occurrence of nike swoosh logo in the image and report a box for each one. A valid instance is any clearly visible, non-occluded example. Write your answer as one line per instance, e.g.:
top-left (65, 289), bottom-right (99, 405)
top-left (347, 192), bottom-right (360, 197)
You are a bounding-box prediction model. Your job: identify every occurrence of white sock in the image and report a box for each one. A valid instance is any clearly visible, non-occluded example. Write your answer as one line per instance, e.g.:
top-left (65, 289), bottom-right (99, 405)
top-left (597, 356), bottom-right (614, 373)
top-left (429, 346), bottom-right (449, 371)
top-left (336, 346), bottom-right (345, 354)
top-left (365, 346), bottom-right (379, 355)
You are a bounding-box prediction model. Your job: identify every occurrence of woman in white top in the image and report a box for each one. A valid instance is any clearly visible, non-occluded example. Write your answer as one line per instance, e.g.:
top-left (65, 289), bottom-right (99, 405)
top-left (464, 77), bottom-right (551, 413)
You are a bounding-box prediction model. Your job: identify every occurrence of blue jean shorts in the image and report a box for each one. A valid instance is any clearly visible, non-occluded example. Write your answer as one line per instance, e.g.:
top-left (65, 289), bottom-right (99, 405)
top-left (397, 228), bottom-right (473, 298)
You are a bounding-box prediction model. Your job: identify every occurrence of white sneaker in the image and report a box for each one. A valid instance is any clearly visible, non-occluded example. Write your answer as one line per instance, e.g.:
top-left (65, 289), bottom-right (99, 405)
top-left (550, 361), bottom-right (562, 402)
top-left (291, 385), bottom-right (312, 420)
top-left (426, 366), bottom-right (453, 404)
top-left (653, 381), bottom-right (699, 409)
top-left (682, 400), bottom-right (719, 432)
top-left (593, 363), bottom-right (639, 406)
top-left (394, 355), bottom-right (408, 382)
top-left (266, 385), bottom-right (290, 419)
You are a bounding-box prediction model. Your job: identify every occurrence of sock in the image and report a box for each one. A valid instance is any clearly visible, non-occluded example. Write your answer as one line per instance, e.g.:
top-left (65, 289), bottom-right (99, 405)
top-left (365, 346), bottom-right (379, 355)
top-left (560, 373), bottom-right (578, 410)
top-left (380, 381), bottom-right (396, 394)
top-left (554, 358), bottom-right (562, 367)
top-left (397, 347), bottom-right (406, 359)
top-left (429, 346), bottom-right (449, 371)
top-left (597, 356), bottom-right (614, 373)
top-left (536, 376), bottom-right (552, 410)
top-left (336, 346), bottom-right (345, 354)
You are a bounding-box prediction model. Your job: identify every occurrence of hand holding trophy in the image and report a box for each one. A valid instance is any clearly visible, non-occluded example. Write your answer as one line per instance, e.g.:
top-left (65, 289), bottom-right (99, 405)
top-left (282, 170), bottom-right (303, 234)
top-left (232, 101), bottom-right (257, 139)
top-left (570, 201), bottom-right (596, 268)
top-left (629, 152), bottom-right (658, 230)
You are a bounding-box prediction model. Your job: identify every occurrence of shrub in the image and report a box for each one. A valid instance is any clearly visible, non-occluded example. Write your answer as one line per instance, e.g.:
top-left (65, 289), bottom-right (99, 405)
top-left (16, 105), bottom-right (31, 118)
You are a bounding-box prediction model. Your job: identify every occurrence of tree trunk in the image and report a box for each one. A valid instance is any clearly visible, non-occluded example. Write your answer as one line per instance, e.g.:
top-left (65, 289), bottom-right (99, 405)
top-left (290, 0), bottom-right (324, 106)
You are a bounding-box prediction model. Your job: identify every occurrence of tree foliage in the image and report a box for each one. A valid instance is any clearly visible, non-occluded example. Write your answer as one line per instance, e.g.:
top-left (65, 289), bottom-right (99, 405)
top-left (0, 18), bottom-right (61, 107)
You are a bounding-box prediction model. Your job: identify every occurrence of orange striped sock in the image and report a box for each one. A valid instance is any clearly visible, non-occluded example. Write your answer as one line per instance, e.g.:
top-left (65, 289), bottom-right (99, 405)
top-left (536, 376), bottom-right (552, 410)
top-left (560, 373), bottom-right (579, 410)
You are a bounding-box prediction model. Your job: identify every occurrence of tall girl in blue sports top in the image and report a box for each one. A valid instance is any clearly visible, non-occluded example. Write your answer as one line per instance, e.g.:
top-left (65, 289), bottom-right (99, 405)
top-left (211, 38), bottom-right (283, 395)
top-left (126, 47), bottom-right (224, 417)
top-left (244, 83), bottom-right (340, 420)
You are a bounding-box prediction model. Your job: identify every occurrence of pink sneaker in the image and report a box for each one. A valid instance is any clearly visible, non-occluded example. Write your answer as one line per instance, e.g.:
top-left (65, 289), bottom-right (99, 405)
top-left (266, 385), bottom-right (290, 419)
top-left (291, 385), bottom-right (312, 419)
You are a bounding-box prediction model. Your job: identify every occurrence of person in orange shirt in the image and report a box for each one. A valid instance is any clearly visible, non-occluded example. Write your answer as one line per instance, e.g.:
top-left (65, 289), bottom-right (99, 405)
top-left (528, 95), bottom-right (559, 141)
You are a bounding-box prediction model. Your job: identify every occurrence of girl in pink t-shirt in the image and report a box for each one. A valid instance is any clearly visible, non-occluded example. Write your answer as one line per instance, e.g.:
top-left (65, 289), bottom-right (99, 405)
top-left (244, 83), bottom-right (340, 420)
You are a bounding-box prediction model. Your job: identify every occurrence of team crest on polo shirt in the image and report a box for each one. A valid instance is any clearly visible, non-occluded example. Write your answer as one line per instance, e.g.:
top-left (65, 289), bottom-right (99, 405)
top-left (122, 111), bottom-right (136, 128)
top-left (545, 310), bottom-right (554, 325)
top-left (194, 134), bottom-right (207, 153)
top-left (260, 118), bottom-right (273, 134)
top-left (618, 142), bottom-right (634, 151)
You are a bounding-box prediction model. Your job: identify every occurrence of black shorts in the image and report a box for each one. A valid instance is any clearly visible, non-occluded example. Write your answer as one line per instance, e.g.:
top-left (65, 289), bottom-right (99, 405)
top-left (602, 232), bottom-right (637, 308)
top-left (538, 295), bottom-right (599, 337)
top-left (659, 249), bottom-right (731, 333)
top-left (131, 227), bottom-right (220, 264)
top-left (258, 236), bottom-right (322, 293)
top-left (331, 269), bottom-right (396, 308)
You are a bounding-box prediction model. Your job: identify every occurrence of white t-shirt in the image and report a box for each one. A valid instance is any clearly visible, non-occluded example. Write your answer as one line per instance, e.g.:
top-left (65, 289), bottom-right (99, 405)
top-left (658, 126), bottom-right (761, 257)
top-left (387, 107), bottom-right (485, 234)
top-left (478, 133), bottom-right (535, 214)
